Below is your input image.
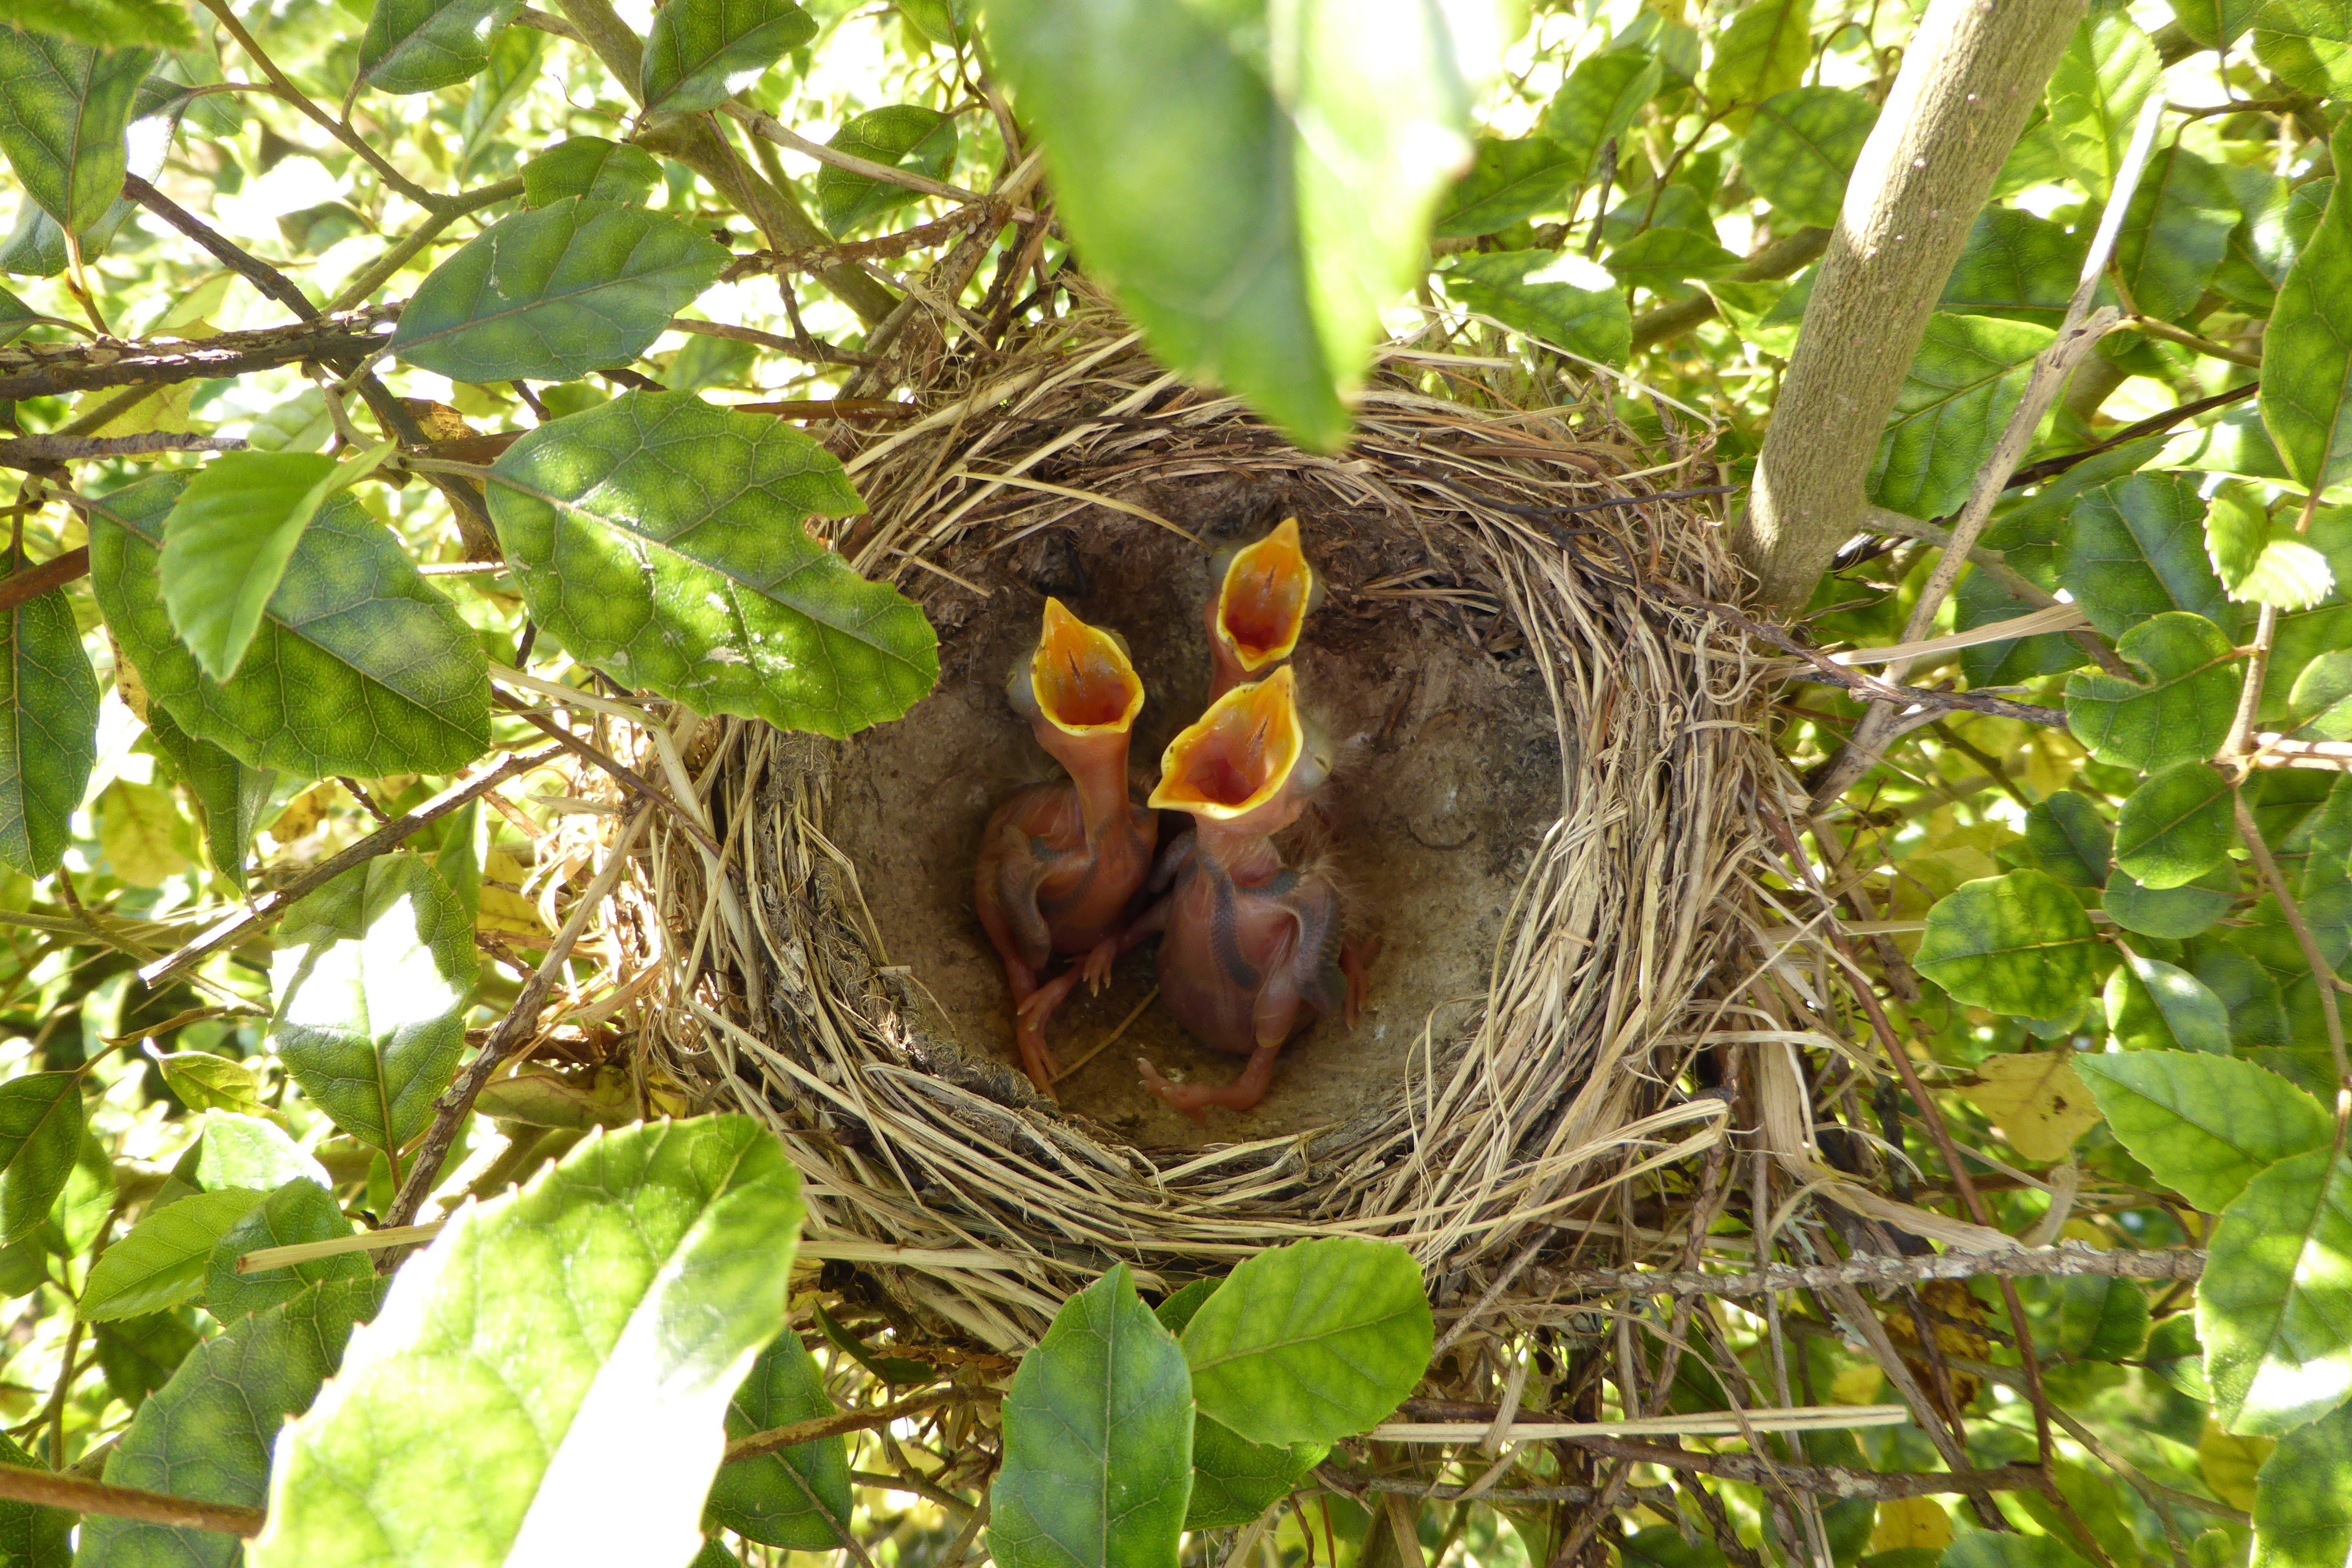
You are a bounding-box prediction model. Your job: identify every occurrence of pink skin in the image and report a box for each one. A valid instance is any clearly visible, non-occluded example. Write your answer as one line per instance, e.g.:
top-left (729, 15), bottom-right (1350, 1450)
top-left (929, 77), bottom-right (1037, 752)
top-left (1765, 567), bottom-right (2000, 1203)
top-left (1115, 670), bottom-right (1374, 1123)
top-left (975, 609), bottom-right (1158, 1098)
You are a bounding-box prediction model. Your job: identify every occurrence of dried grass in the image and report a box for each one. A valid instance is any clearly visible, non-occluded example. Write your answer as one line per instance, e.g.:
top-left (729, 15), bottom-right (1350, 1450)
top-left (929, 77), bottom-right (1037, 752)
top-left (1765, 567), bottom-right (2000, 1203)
top-left (606, 302), bottom-right (1849, 1353)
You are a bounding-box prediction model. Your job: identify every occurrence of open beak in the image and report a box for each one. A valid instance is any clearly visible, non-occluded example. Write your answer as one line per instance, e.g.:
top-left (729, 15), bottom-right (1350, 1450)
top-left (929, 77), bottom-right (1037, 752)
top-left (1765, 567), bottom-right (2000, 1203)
top-left (1031, 598), bottom-right (1145, 736)
top-left (1213, 518), bottom-right (1314, 676)
top-left (1150, 667), bottom-right (1303, 819)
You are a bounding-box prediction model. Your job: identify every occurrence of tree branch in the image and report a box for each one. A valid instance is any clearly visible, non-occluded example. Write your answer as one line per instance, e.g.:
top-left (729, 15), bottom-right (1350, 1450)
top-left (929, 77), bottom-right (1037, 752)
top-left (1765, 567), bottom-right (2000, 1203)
top-left (725, 1387), bottom-right (970, 1464)
top-left (0, 547), bottom-right (88, 611)
top-left (1526, 1244), bottom-right (2204, 1299)
top-left (136, 747), bottom-right (563, 989)
top-left (0, 311), bottom-right (394, 401)
top-left (0, 1460), bottom-right (262, 1537)
top-left (1729, 0), bottom-right (2087, 608)
top-left (1630, 226), bottom-right (1830, 352)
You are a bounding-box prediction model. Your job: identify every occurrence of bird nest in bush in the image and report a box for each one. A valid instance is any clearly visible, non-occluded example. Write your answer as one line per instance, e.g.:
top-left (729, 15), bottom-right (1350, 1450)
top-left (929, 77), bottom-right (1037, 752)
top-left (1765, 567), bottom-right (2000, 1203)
top-left (626, 305), bottom-right (1800, 1351)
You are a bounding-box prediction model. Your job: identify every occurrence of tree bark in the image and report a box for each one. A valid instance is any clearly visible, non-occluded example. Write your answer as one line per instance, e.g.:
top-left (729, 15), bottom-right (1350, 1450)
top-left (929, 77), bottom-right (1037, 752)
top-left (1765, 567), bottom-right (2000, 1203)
top-left (1728, 0), bottom-right (2087, 612)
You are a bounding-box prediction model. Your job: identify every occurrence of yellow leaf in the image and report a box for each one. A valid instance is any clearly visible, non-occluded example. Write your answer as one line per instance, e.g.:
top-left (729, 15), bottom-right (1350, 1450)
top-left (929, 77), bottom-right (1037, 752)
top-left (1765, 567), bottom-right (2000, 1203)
top-left (476, 884), bottom-right (547, 938)
top-left (2198, 1419), bottom-right (2273, 1513)
top-left (2058, 1218), bottom-right (2113, 1250)
top-left (1869, 1497), bottom-right (1951, 1555)
top-left (100, 779), bottom-right (190, 887)
top-left (484, 850), bottom-right (532, 883)
top-left (1827, 1362), bottom-right (1884, 1405)
top-left (266, 783), bottom-right (333, 845)
top-left (77, 380), bottom-right (201, 439)
top-left (1959, 1051), bottom-right (2104, 1162)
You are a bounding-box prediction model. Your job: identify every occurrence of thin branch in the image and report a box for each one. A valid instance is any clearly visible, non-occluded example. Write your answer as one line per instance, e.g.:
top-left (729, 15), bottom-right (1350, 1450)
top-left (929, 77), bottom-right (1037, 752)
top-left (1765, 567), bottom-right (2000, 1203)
top-left (0, 1461), bottom-right (263, 1537)
top-left (2007, 381), bottom-right (2258, 489)
top-left (720, 206), bottom-right (1004, 280)
top-left (1862, 505), bottom-right (2131, 677)
top-left (493, 693), bottom-right (722, 857)
top-left (326, 179), bottom-right (523, 314)
top-left (0, 547), bottom-right (89, 612)
top-left (1629, 227), bottom-right (1831, 351)
top-left (136, 747), bottom-right (564, 989)
top-left (382, 804), bottom-right (652, 1230)
top-left (0, 310), bottom-right (395, 402)
top-left (725, 1387), bottom-right (968, 1463)
top-left (669, 317), bottom-right (873, 367)
top-left (2234, 791), bottom-right (2351, 1087)
top-left (0, 434), bottom-right (242, 470)
top-left (718, 102), bottom-right (1033, 221)
top-left (2131, 316), bottom-right (2262, 368)
top-left (1653, 580), bottom-right (2067, 726)
top-left (122, 174), bottom-right (317, 319)
top-left (1561, 1438), bottom-right (2045, 1504)
top-left (1530, 1245), bottom-right (2204, 1298)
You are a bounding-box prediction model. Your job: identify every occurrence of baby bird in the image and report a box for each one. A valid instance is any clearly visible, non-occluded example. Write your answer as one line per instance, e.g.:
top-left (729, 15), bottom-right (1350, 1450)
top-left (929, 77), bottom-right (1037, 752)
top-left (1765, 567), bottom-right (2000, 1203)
top-left (1131, 666), bottom-right (1373, 1121)
top-left (975, 599), bottom-right (1159, 1097)
top-left (1205, 517), bottom-right (1320, 700)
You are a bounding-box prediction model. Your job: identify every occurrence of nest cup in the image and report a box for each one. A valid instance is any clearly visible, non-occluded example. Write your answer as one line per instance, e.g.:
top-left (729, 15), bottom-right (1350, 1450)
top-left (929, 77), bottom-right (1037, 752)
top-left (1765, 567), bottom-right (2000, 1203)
top-left (640, 308), bottom-right (1778, 1350)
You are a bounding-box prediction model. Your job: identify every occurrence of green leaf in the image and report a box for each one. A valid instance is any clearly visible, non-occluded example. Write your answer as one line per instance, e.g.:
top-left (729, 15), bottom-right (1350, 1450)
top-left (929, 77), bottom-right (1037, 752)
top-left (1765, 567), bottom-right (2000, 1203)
top-left (1701, 0), bottom-right (1811, 116)
top-left (152, 1051), bottom-right (262, 1117)
top-left (0, 1074), bottom-right (80, 1249)
top-left (0, 284), bottom-right (42, 348)
top-left (2175, 0), bottom-right (2264, 48)
top-left (1433, 136), bottom-right (1578, 239)
top-left (2104, 951), bottom-right (2231, 1054)
top-left (0, 33), bottom-right (154, 237)
top-left (2116, 145), bottom-right (2239, 323)
top-left (2061, 473), bottom-right (2237, 638)
top-left (160, 443), bottom-right (396, 683)
top-left (2076, 1052), bottom-right (2330, 1214)
top-left (0, 1426), bottom-right (68, 1565)
top-left (641, 0), bottom-right (815, 112)
top-left (521, 135), bottom-right (663, 207)
top-left (2263, 118), bottom-right (2352, 494)
top-left (2051, 1275), bottom-right (2151, 1360)
top-left (195, 1110), bottom-right (329, 1194)
top-left (1705, 270), bottom-right (1811, 359)
top-left (251, 1116), bottom-right (804, 1568)
top-left (1152, 1277), bottom-right (1325, 1531)
top-left (206, 1178), bottom-right (365, 1323)
top-left (1605, 228), bottom-right (1740, 297)
top-left (2291, 650), bottom-right (2352, 739)
top-left (1181, 1236), bottom-right (1432, 1447)
top-left (2027, 790), bottom-right (2111, 888)
top-left (0, 0), bottom-right (194, 49)
top-left (143, 706), bottom-right (271, 894)
top-left (270, 853), bottom-right (476, 1153)
top-left (1542, 51), bottom-right (1661, 187)
top-left (980, 0), bottom-right (1507, 452)
top-left (1740, 87), bottom-right (1874, 231)
top-left (2202, 1146), bottom-right (2352, 1435)
top-left (990, 1262), bottom-right (1192, 1568)
top-left (245, 389), bottom-right (332, 455)
top-left (2045, 13), bottom-right (2160, 200)
top-left (1941, 207), bottom-right (2087, 326)
top-left (357, 0), bottom-right (523, 94)
top-left (88, 473), bottom-right (491, 778)
top-left (388, 201), bottom-right (728, 386)
top-left (2063, 612), bottom-right (2242, 772)
top-left (93, 1309), bottom-right (199, 1410)
top-left (2254, 1401), bottom-right (2352, 1568)
top-left (2114, 762), bottom-right (2237, 890)
top-left (487, 390), bottom-right (936, 738)
top-left (80, 1277), bottom-right (386, 1568)
top-left (2255, 8), bottom-right (2352, 98)
top-left (1869, 314), bottom-right (2055, 521)
top-left (2209, 482), bottom-right (2336, 610)
top-left (0, 565), bottom-right (98, 879)
top-left (705, 1332), bottom-right (852, 1549)
top-left (815, 105), bottom-right (956, 237)
top-left (1914, 870), bottom-right (2101, 1023)
top-left (1942, 1531), bottom-right (2095, 1568)
top-left (79, 1189), bottom-right (267, 1323)
top-left (1440, 251), bottom-right (1630, 367)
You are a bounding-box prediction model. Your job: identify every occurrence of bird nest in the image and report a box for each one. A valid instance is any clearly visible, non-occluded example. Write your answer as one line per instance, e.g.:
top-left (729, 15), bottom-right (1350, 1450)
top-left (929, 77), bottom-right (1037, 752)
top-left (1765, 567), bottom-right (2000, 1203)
top-left (629, 306), bottom-right (1800, 1351)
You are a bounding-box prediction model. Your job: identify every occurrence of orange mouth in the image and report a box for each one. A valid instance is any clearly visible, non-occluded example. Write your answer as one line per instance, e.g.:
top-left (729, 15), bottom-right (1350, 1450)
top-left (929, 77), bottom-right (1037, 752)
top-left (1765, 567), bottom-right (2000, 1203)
top-left (1031, 598), bottom-right (1144, 735)
top-left (1150, 666), bottom-right (1302, 819)
top-left (1215, 518), bottom-right (1313, 673)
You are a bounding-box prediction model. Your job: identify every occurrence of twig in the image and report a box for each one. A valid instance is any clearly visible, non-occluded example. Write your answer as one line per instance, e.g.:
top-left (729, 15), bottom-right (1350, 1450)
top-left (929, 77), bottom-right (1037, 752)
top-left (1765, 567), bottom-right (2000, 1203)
top-left (122, 174), bottom-right (317, 318)
top-left (1530, 1244), bottom-right (2204, 1298)
top-left (718, 103), bottom-right (1033, 222)
top-left (0, 434), bottom-right (242, 469)
top-left (720, 208), bottom-right (1003, 280)
top-left (0, 1461), bottom-right (264, 1537)
top-left (136, 747), bottom-right (564, 988)
top-left (2006, 381), bottom-right (2258, 489)
top-left (0, 547), bottom-right (89, 612)
top-left (725, 1387), bottom-right (968, 1463)
top-left (382, 804), bottom-right (652, 1231)
top-left (327, 179), bottom-right (524, 315)
top-left (1861, 506), bottom-right (2130, 677)
top-left (2131, 316), bottom-right (2261, 368)
top-left (1560, 1438), bottom-right (2044, 1503)
top-left (0, 311), bottom-right (395, 402)
top-left (2234, 792), bottom-right (2351, 1088)
top-left (1654, 580), bottom-right (2067, 726)
top-left (493, 695), bottom-right (721, 857)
